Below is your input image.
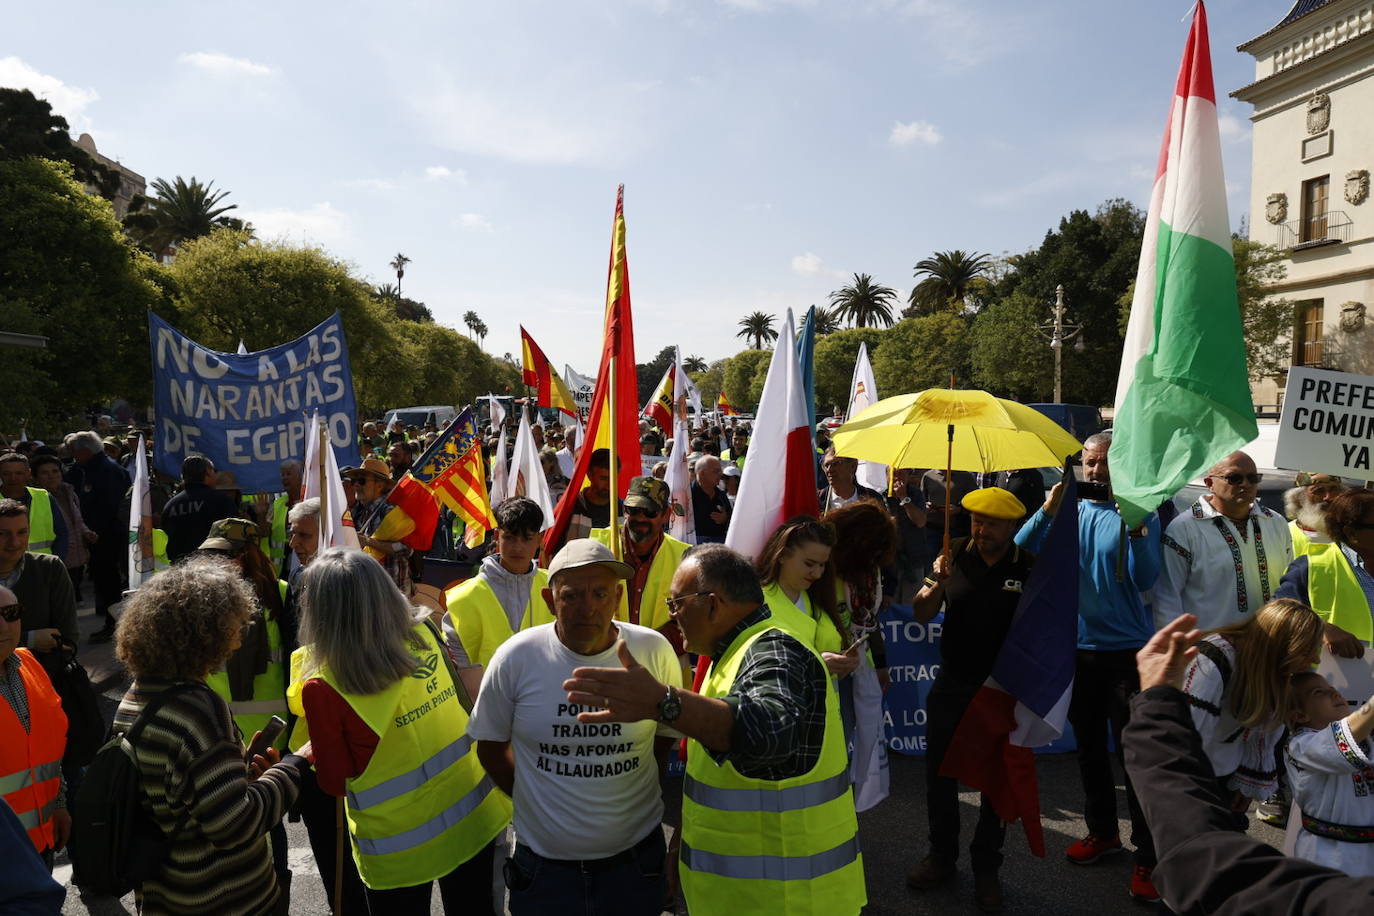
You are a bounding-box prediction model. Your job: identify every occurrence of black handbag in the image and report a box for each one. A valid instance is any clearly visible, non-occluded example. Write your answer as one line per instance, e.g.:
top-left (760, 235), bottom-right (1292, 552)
top-left (51, 640), bottom-right (107, 767)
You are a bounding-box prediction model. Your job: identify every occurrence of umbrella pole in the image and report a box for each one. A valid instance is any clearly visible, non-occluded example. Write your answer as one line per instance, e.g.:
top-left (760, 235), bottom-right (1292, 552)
top-left (943, 423), bottom-right (953, 567)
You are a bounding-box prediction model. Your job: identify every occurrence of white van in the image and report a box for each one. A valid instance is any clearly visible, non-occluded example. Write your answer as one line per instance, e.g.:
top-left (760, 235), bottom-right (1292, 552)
top-left (381, 405), bottom-right (457, 431)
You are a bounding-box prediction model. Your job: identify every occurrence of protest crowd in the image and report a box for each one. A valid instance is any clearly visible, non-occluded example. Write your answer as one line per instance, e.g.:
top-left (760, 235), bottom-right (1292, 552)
top-left (8, 7), bottom-right (1374, 915)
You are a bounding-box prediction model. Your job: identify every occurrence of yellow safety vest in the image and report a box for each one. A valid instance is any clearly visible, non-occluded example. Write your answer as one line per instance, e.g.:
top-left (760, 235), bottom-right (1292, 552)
top-left (589, 528), bottom-right (689, 631)
top-left (761, 582), bottom-right (820, 649)
top-left (681, 617), bottom-right (866, 915)
top-left (318, 624), bottom-right (512, 889)
top-left (206, 580), bottom-right (289, 748)
top-left (1289, 520), bottom-right (1335, 559)
top-left (1307, 548), bottom-right (1374, 643)
top-left (151, 528), bottom-right (170, 572)
top-left (286, 645), bottom-right (312, 753)
top-left (445, 567), bottom-right (551, 669)
top-left (26, 488), bottom-right (55, 555)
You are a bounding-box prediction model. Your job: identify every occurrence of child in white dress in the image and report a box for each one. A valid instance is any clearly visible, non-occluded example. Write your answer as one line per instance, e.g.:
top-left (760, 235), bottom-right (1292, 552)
top-left (1284, 671), bottom-right (1374, 876)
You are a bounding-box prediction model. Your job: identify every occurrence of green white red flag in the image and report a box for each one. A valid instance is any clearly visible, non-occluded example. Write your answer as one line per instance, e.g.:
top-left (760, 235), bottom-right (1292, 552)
top-left (1110, 0), bottom-right (1256, 526)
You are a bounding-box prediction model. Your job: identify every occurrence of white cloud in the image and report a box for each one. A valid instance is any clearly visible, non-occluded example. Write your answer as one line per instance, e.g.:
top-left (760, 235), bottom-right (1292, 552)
top-left (458, 212), bottom-right (494, 232)
top-left (0, 57), bottom-right (99, 131)
top-left (344, 177), bottom-right (399, 192)
top-left (239, 202), bottom-right (350, 244)
top-left (178, 52), bottom-right (274, 77)
top-left (1218, 112), bottom-right (1251, 144)
top-left (424, 165), bottom-right (468, 182)
top-left (410, 74), bottom-right (638, 166)
top-left (889, 119), bottom-right (942, 147)
top-left (791, 252), bottom-right (825, 275)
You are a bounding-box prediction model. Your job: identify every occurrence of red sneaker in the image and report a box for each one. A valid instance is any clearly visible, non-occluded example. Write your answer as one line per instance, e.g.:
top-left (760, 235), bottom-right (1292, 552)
top-left (1064, 834), bottom-right (1123, 865)
top-left (1129, 865), bottom-right (1161, 903)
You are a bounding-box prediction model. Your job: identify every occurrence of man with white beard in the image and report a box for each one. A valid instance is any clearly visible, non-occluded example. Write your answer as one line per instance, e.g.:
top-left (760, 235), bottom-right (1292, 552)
top-left (1284, 471), bottom-right (1344, 558)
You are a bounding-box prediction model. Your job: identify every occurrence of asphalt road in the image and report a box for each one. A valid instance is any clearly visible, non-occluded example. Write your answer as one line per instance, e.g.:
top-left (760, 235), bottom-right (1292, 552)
top-left (57, 601), bottom-right (1286, 915)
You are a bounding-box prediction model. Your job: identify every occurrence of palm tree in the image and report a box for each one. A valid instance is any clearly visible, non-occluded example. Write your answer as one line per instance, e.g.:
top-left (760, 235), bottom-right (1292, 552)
top-left (123, 176), bottom-right (241, 252)
top-left (828, 274), bottom-right (898, 329)
top-left (375, 283), bottom-right (400, 299)
top-left (812, 305), bottom-right (842, 335)
top-left (474, 319), bottom-right (489, 351)
top-left (906, 249), bottom-right (992, 316)
top-left (390, 253), bottom-right (411, 296)
top-left (683, 355), bottom-right (708, 373)
top-left (462, 310), bottom-right (481, 339)
top-left (736, 312), bottom-right (778, 350)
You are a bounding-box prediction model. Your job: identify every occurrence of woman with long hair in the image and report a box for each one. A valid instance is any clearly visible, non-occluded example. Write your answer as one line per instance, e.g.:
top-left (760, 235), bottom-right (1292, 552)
top-left (112, 557), bottom-right (308, 915)
top-left (824, 500), bottom-right (899, 811)
top-left (295, 548), bottom-right (511, 915)
top-left (1181, 597), bottom-right (1325, 822)
top-left (755, 516), bottom-right (852, 672)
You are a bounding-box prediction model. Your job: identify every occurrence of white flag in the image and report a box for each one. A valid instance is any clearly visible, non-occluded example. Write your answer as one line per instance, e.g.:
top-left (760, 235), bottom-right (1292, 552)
top-left (127, 435), bottom-right (154, 588)
top-left (236, 340), bottom-right (249, 355)
top-left (302, 411), bottom-right (361, 550)
top-left (666, 349), bottom-right (696, 545)
top-left (847, 342), bottom-right (887, 493)
top-left (491, 427), bottom-right (511, 504)
top-left (564, 364), bottom-right (596, 426)
top-left (481, 393), bottom-right (506, 430)
top-left (509, 409), bottom-right (556, 529)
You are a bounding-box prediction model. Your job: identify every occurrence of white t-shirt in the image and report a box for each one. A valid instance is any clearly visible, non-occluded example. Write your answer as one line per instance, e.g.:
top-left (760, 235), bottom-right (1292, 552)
top-left (467, 621), bottom-right (680, 860)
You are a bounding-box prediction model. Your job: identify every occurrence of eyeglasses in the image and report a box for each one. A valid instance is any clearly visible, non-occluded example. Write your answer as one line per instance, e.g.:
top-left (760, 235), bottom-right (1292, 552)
top-left (625, 507), bottom-right (658, 519)
top-left (0, 603), bottom-right (22, 623)
top-left (664, 591), bottom-right (713, 613)
top-left (1216, 473), bottom-right (1263, 486)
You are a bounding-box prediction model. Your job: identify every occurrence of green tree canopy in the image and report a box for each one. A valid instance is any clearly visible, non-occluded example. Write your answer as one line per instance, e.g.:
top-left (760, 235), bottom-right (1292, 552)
top-left (905, 249), bottom-right (992, 317)
top-left (682, 354), bottom-right (708, 374)
top-left (1233, 238), bottom-right (1296, 383)
top-left (828, 273), bottom-right (897, 329)
top-left (0, 89), bottom-right (119, 197)
top-left (691, 361), bottom-right (726, 409)
top-left (636, 345), bottom-right (677, 405)
top-left (124, 176), bottom-right (244, 253)
top-left (721, 350), bottom-right (771, 412)
top-left (813, 328), bottom-right (887, 416)
top-left (969, 292), bottom-right (1055, 401)
top-left (0, 157), bottom-right (169, 432)
top-left (872, 313), bottom-right (971, 398)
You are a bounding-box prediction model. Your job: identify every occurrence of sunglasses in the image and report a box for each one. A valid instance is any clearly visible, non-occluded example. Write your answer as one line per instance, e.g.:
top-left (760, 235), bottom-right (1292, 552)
top-left (0, 603), bottom-right (21, 623)
top-left (1215, 473), bottom-right (1263, 485)
top-left (625, 507), bottom-right (658, 519)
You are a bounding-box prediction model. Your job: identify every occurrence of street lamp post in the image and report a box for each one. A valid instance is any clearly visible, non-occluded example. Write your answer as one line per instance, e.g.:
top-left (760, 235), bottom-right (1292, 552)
top-left (1038, 284), bottom-right (1083, 403)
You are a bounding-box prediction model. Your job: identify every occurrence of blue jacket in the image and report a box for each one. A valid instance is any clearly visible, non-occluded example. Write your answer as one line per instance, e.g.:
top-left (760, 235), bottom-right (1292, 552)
top-left (1016, 500), bottom-right (1161, 651)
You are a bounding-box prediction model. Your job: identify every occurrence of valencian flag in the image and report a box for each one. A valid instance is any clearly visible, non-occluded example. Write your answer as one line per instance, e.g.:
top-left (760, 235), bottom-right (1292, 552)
top-left (410, 407), bottom-right (496, 548)
top-left (939, 468), bottom-right (1080, 857)
top-left (545, 185), bottom-right (641, 554)
top-left (1110, 0), bottom-right (1255, 526)
top-left (643, 362), bottom-right (676, 431)
top-left (521, 327), bottom-right (579, 418)
top-left (716, 393), bottom-right (738, 417)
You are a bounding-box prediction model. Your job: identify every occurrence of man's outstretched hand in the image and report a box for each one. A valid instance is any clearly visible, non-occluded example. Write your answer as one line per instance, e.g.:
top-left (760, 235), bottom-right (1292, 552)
top-left (1137, 614), bottom-right (1202, 691)
top-left (563, 640), bottom-right (664, 724)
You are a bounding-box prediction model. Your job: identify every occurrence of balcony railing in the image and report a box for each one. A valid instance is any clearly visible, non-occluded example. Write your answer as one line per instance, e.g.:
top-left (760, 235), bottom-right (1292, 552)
top-left (1280, 210), bottom-right (1353, 250)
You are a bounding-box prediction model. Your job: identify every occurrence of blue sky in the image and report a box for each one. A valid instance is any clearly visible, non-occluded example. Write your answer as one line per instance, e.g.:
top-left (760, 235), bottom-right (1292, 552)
top-left (6, 0), bottom-right (1287, 375)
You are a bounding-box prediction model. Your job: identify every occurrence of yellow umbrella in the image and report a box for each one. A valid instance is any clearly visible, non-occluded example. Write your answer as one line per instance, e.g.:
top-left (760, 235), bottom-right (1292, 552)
top-left (833, 388), bottom-right (1082, 560)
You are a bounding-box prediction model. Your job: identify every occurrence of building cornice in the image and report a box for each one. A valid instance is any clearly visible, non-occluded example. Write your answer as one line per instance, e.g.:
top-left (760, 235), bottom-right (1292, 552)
top-left (1231, 27), bottom-right (1374, 103)
top-left (1265, 259), bottom-right (1374, 293)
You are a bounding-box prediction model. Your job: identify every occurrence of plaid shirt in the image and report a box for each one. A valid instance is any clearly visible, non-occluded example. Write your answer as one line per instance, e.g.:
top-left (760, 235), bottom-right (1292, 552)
top-left (1, 653), bottom-right (29, 731)
top-left (705, 605), bottom-right (828, 781)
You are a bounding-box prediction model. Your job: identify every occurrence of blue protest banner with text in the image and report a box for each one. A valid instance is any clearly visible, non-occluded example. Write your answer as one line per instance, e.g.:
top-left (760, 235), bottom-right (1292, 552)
top-left (148, 312), bottom-right (361, 493)
top-left (880, 606), bottom-right (1077, 756)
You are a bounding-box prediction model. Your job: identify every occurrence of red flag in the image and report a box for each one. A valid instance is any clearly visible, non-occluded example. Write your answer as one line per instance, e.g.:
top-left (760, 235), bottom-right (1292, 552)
top-left (544, 186), bottom-right (641, 554)
top-left (521, 327), bottom-right (579, 417)
top-left (716, 392), bottom-right (739, 416)
top-left (386, 473), bottom-right (440, 552)
top-left (643, 362), bottom-right (675, 431)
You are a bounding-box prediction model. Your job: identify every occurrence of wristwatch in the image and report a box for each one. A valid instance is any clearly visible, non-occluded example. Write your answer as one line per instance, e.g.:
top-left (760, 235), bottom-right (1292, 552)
top-left (656, 684), bottom-right (682, 724)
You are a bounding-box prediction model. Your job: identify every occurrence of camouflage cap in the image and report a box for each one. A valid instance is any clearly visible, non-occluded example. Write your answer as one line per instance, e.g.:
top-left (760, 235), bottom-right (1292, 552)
top-left (198, 517), bottom-right (261, 554)
top-left (624, 475), bottom-right (669, 513)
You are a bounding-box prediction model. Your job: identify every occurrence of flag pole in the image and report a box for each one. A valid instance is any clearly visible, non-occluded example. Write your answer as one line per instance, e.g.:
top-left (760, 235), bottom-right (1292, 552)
top-left (608, 351), bottom-right (621, 560)
top-left (943, 423), bottom-right (953, 567)
top-left (318, 418), bottom-right (329, 546)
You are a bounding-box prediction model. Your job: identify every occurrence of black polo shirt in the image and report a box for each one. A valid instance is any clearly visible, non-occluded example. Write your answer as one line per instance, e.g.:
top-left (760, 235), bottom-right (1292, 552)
top-left (938, 536), bottom-right (1035, 684)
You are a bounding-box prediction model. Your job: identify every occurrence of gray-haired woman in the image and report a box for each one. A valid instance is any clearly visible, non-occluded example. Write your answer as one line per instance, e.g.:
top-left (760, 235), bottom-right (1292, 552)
top-left (294, 547), bottom-right (511, 915)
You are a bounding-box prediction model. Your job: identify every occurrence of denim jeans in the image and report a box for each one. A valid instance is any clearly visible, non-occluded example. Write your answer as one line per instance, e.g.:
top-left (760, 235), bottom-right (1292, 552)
top-left (506, 828), bottom-right (667, 916)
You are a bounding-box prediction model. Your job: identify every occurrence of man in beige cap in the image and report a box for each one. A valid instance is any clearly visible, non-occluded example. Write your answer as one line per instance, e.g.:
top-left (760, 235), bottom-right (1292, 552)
top-left (343, 458), bottom-right (413, 593)
top-left (468, 538), bottom-right (681, 915)
top-left (907, 486), bottom-right (1036, 912)
top-left (590, 476), bottom-right (690, 654)
top-left (1285, 470), bottom-right (1344, 558)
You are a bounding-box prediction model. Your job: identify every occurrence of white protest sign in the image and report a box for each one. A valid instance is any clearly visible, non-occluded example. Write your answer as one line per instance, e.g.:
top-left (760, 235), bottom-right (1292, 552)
top-left (1275, 366), bottom-right (1374, 476)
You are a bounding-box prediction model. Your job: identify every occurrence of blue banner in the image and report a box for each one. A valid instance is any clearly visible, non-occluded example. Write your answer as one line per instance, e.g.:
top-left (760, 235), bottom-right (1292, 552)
top-left (880, 607), bottom-right (1077, 756)
top-left (148, 312), bottom-right (361, 493)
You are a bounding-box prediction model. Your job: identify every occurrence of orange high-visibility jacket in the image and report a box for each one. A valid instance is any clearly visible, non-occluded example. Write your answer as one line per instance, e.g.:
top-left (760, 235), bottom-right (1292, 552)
top-left (0, 648), bottom-right (68, 851)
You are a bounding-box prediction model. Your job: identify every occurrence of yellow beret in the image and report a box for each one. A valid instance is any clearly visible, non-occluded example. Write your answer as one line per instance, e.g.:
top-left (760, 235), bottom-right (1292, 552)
top-left (962, 486), bottom-right (1026, 520)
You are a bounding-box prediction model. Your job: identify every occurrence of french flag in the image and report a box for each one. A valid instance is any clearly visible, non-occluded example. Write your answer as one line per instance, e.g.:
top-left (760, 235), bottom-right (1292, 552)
top-left (725, 308), bottom-right (821, 561)
top-left (938, 469), bottom-right (1079, 857)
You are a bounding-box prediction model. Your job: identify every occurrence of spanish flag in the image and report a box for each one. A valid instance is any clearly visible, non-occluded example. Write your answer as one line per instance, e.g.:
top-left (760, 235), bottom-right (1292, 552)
top-left (717, 392), bottom-right (739, 416)
top-left (545, 185), bottom-right (641, 554)
top-left (643, 361), bottom-right (675, 431)
top-left (409, 407), bottom-right (495, 548)
top-left (521, 327), bottom-right (579, 418)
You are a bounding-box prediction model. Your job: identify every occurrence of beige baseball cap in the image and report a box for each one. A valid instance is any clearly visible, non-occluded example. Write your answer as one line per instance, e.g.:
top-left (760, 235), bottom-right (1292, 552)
top-left (547, 538), bottom-right (633, 580)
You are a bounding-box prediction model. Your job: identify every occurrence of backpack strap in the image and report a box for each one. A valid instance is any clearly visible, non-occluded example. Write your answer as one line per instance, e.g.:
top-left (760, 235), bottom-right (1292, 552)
top-left (118, 683), bottom-right (214, 844)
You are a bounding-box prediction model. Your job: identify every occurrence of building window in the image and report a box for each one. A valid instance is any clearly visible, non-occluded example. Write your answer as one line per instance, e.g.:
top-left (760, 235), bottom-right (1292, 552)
top-left (1293, 299), bottom-right (1324, 367)
top-left (1301, 175), bottom-right (1330, 242)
